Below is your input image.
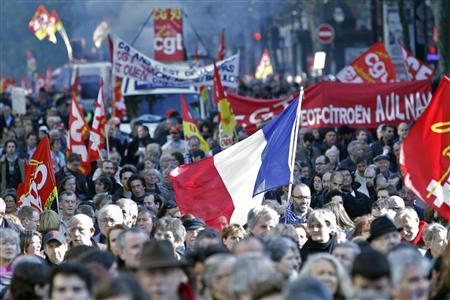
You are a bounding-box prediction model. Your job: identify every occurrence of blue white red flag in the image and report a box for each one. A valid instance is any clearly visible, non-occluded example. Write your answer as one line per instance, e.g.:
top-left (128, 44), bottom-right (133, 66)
top-left (170, 96), bottom-right (301, 228)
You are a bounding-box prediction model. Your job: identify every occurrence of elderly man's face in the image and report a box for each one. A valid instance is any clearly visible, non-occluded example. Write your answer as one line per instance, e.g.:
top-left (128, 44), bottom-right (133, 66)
top-left (120, 231), bottom-right (148, 269)
top-left (396, 215), bottom-right (420, 242)
top-left (99, 210), bottom-right (123, 236)
top-left (68, 220), bottom-right (94, 247)
top-left (60, 195), bottom-right (77, 217)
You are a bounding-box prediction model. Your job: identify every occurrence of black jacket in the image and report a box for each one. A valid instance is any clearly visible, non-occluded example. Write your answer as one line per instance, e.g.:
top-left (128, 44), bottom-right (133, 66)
top-left (300, 234), bottom-right (337, 261)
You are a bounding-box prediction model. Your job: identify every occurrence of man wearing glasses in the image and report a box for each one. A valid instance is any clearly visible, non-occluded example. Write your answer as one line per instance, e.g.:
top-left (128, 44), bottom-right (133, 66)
top-left (280, 183), bottom-right (312, 225)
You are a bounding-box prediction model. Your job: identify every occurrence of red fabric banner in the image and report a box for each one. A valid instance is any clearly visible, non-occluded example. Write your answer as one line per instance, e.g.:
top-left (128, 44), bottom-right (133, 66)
top-left (153, 8), bottom-right (184, 61)
top-left (228, 80), bottom-right (431, 134)
top-left (17, 136), bottom-right (58, 212)
top-left (88, 80), bottom-right (106, 161)
top-left (68, 95), bottom-right (91, 176)
top-left (400, 76), bottom-right (450, 221)
top-left (336, 41), bottom-right (396, 83)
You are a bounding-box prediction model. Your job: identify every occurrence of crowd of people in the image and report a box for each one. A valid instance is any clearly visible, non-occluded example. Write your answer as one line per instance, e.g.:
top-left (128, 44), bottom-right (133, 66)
top-left (0, 79), bottom-right (449, 300)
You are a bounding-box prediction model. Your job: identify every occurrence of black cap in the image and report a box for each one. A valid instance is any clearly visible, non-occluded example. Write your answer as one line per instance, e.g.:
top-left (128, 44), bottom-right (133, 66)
top-left (43, 230), bottom-right (66, 245)
top-left (182, 218), bottom-right (206, 231)
top-left (367, 215), bottom-right (400, 242)
top-left (373, 154), bottom-right (390, 162)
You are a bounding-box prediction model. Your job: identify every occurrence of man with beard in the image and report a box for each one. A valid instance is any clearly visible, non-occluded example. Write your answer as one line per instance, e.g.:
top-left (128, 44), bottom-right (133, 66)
top-left (280, 183), bottom-right (312, 225)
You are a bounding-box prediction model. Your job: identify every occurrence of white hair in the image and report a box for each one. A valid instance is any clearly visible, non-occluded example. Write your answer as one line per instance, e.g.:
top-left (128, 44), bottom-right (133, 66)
top-left (423, 223), bottom-right (448, 243)
top-left (69, 213), bottom-right (94, 228)
top-left (388, 248), bottom-right (430, 287)
top-left (117, 199), bottom-right (138, 216)
top-left (394, 206), bottom-right (418, 222)
top-left (97, 204), bottom-right (124, 223)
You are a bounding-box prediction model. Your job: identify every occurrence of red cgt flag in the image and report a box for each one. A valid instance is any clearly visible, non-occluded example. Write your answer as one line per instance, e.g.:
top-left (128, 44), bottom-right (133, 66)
top-left (400, 76), bottom-right (450, 221)
top-left (88, 79), bottom-right (107, 161)
top-left (17, 136), bottom-right (58, 212)
top-left (68, 77), bottom-right (91, 176)
top-left (336, 41), bottom-right (396, 83)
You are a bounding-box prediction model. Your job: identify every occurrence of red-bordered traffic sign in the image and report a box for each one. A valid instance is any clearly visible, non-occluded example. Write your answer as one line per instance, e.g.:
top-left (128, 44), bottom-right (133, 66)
top-left (316, 24), bottom-right (335, 44)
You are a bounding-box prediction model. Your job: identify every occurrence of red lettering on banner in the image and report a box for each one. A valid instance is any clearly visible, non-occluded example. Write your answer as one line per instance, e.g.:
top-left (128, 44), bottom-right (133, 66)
top-left (227, 80), bottom-right (431, 133)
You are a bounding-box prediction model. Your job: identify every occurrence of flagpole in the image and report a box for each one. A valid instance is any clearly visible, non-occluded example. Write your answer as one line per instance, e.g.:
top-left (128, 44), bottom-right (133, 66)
top-left (58, 28), bottom-right (73, 63)
top-left (286, 88), bottom-right (304, 206)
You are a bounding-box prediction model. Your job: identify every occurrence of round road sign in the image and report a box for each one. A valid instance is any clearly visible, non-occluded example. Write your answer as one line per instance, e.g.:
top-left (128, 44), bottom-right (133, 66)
top-left (316, 24), bottom-right (335, 44)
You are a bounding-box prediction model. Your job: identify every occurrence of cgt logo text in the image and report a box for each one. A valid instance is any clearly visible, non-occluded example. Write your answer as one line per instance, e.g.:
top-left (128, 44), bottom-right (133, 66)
top-left (154, 34), bottom-right (183, 55)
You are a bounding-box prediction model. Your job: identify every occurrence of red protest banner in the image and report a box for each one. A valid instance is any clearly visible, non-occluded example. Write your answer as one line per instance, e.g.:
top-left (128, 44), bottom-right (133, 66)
top-left (68, 81), bottom-right (91, 176)
top-left (401, 46), bottom-right (434, 81)
top-left (88, 80), bottom-right (106, 161)
top-left (336, 41), bottom-right (396, 83)
top-left (227, 80), bottom-right (431, 133)
top-left (153, 8), bottom-right (184, 61)
top-left (400, 76), bottom-right (450, 221)
top-left (17, 136), bottom-right (58, 212)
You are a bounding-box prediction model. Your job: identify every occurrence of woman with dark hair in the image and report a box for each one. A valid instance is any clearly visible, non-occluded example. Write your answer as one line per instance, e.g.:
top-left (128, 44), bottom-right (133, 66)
top-left (136, 206), bottom-right (157, 238)
top-left (94, 175), bottom-right (113, 195)
top-left (310, 173), bottom-right (324, 208)
top-left (58, 174), bottom-right (77, 194)
top-left (19, 230), bottom-right (42, 257)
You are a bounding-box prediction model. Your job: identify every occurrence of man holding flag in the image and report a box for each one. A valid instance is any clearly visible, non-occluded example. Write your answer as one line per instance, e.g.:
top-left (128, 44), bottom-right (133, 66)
top-left (17, 136), bottom-right (58, 212)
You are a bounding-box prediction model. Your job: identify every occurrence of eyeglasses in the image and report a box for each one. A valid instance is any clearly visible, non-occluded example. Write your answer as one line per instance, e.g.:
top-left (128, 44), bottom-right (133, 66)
top-left (292, 195), bottom-right (311, 200)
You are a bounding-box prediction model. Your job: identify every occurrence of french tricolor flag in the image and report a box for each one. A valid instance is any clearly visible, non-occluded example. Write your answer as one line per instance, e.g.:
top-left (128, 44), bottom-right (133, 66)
top-left (170, 95), bottom-right (302, 229)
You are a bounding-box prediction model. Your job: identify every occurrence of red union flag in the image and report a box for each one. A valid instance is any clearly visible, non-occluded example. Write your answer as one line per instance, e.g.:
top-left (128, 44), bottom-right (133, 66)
top-left (336, 41), bottom-right (396, 83)
top-left (17, 136), bottom-right (58, 212)
top-left (88, 80), bottom-right (106, 161)
top-left (153, 8), bottom-right (184, 61)
top-left (400, 76), bottom-right (450, 221)
top-left (68, 96), bottom-right (91, 176)
top-left (401, 46), bottom-right (434, 80)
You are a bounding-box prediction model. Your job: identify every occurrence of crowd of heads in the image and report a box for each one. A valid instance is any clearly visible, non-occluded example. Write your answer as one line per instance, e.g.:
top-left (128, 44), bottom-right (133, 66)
top-left (0, 85), bottom-right (449, 300)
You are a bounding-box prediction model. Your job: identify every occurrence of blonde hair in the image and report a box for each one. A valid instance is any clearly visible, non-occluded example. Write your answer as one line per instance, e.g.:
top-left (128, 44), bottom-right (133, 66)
top-left (307, 209), bottom-right (338, 234)
top-left (38, 210), bottom-right (61, 235)
top-left (298, 253), bottom-right (353, 299)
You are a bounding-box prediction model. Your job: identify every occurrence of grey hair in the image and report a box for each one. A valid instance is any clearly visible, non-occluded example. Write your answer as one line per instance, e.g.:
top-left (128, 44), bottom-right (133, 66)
top-left (229, 252), bottom-right (280, 298)
top-left (115, 227), bottom-right (145, 251)
top-left (156, 216), bottom-right (186, 244)
top-left (203, 254), bottom-right (236, 289)
top-left (69, 214), bottom-right (94, 229)
top-left (423, 223), bottom-right (448, 243)
top-left (96, 204), bottom-right (124, 223)
top-left (116, 199), bottom-right (138, 217)
top-left (298, 253), bottom-right (354, 299)
top-left (0, 227), bottom-right (20, 252)
top-left (143, 168), bottom-right (162, 182)
top-left (246, 205), bottom-right (279, 231)
top-left (347, 140), bottom-right (362, 154)
top-left (264, 236), bottom-right (299, 262)
top-left (388, 248), bottom-right (430, 287)
top-left (334, 242), bottom-right (361, 255)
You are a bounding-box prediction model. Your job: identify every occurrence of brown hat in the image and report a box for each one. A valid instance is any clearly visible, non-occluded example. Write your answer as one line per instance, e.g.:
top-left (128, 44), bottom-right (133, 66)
top-left (140, 240), bottom-right (187, 270)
